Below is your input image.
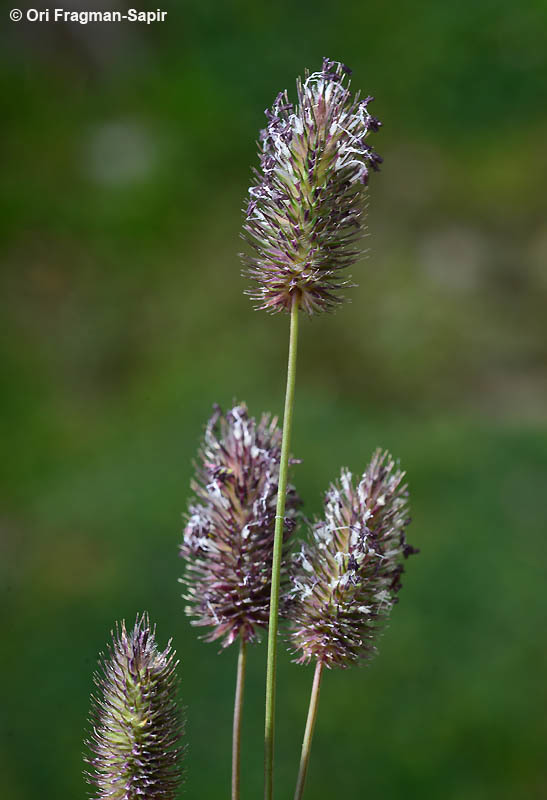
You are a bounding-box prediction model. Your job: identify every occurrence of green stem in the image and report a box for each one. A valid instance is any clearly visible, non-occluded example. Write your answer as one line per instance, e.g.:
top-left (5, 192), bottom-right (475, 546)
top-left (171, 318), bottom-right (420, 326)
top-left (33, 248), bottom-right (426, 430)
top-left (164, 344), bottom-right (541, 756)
top-left (232, 638), bottom-right (247, 800)
top-left (294, 661), bottom-right (324, 800)
top-left (264, 296), bottom-right (300, 800)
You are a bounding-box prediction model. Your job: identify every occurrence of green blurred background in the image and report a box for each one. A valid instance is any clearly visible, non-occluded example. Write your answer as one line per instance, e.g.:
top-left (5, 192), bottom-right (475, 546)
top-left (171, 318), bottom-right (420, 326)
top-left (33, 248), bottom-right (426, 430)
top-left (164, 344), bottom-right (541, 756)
top-left (2, 1), bottom-right (547, 798)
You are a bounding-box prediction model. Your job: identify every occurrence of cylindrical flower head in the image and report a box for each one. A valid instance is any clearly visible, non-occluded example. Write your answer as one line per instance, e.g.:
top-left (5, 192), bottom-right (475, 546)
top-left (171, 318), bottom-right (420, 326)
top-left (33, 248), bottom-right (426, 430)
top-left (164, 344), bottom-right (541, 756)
top-left (85, 614), bottom-right (184, 800)
top-left (180, 403), bottom-right (301, 648)
top-left (289, 450), bottom-right (417, 669)
top-left (242, 57), bottom-right (382, 315)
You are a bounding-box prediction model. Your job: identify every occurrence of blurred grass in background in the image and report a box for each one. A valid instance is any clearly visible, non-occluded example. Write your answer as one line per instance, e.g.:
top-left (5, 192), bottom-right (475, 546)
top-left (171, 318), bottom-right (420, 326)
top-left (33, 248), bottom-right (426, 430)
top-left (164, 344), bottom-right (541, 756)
top-left (1, 1), bottom-right (546, 798)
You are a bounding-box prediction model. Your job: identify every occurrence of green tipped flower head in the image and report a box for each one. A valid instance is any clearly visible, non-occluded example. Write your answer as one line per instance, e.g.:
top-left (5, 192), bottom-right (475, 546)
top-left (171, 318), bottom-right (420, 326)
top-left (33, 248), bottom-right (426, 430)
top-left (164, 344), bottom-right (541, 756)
top-left (85, 614), bottom-right (184, 800)
top-left (289, 450), bottom-right (417, 669)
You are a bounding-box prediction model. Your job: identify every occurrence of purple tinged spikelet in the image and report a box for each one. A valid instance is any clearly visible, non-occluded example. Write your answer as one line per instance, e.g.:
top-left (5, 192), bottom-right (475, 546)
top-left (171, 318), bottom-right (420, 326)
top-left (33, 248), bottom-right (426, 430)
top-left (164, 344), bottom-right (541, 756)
top-left (289, 450), bottom-right (418, 669)
top-left (85, 614), bottom-right (184, 800)
top-left (242, 57), bottom-right (382, 315)
top-left (180, 402), bottom-right (301, 648)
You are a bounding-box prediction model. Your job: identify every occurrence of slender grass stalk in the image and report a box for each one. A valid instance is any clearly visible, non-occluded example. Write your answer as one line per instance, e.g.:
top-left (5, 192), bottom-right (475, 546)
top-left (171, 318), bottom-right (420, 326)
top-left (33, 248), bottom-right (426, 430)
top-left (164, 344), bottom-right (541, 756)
top-left (264, 295), bottom-right (300, 800)
top-left (232, 638), bottom-right (247, 800)
top-left (294, 661), bottom-right (324, 800)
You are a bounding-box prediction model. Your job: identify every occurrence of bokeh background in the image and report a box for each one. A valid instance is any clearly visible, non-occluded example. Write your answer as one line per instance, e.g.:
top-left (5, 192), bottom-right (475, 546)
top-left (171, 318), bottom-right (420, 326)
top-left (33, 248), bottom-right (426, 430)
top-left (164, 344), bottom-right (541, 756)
top-left (2, 1), bottom-right (547, 798)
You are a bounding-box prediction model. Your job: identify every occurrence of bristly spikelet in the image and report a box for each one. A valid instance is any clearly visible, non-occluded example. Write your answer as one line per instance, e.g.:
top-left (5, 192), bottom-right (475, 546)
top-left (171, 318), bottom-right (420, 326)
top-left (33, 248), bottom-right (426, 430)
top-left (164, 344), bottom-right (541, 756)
top-left (288, 450), bottom-right (417, 669)
top-left (180, 402), bottom-right (301, 648)
top-left (85, 614), bottom-right (184, 800)
top-left (241, 56), bottom-right (382, 315)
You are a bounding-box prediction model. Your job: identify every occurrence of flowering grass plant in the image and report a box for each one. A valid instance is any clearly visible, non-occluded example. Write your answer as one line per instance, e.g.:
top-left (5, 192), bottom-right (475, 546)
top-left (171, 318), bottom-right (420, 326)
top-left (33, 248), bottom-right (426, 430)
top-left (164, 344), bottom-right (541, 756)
top-left (84, 57), bottom-right (417, 800)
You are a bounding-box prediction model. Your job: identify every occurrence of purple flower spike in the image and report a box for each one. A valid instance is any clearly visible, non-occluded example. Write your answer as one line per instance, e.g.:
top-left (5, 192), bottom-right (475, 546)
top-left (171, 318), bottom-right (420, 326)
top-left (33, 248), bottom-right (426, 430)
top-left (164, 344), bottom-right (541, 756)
top-left (180, 403), bottom-right (301, 648)
top-left (85, 614), bottom-right (184, 800)
top-left (289, 450), bottom-right (417, 669)
top-left (242, 57), bottom-right (382, 315)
